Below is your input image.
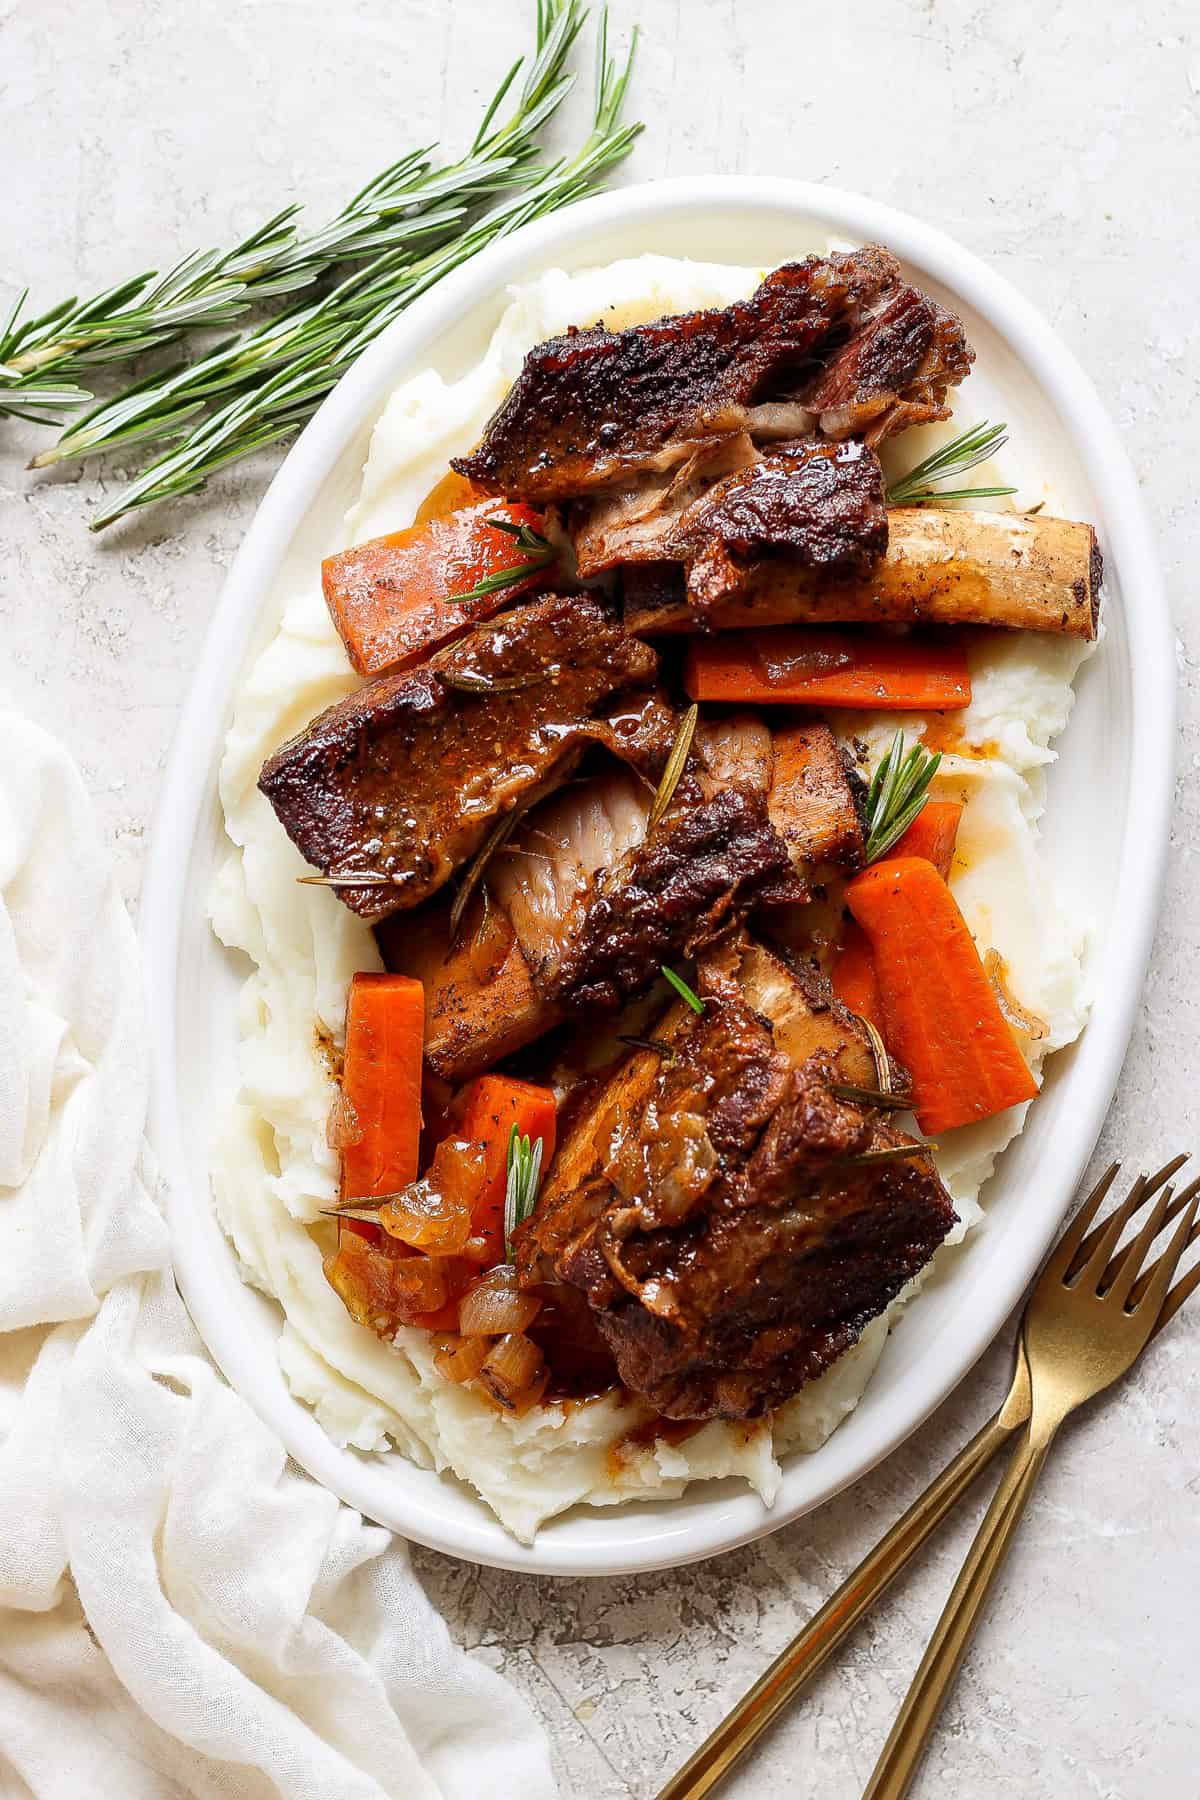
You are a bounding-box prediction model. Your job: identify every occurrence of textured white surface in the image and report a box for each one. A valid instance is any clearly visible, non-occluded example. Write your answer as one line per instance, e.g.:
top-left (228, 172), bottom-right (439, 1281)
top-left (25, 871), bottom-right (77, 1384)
top-left (1, 2), bottom-right (1197, 1795)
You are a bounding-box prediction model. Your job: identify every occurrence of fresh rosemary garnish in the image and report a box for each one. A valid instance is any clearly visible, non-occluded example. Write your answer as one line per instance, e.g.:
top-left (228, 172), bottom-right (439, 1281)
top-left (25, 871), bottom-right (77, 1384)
top-left (12, 4), bottom-right (642, 530)
top-left (660, 965), bottom-right (704, 1014)
top-left (886, 420), bottom-right (1017, 509)
top-left (298, 870), bottom-right (406, 888)
top-left (504, 1124), bottom-right (546, 1258)
top-left (617, 1033), bottom-right (678, 1062)
top-left (841, 1143), bottom-right (936, 1168)
top-left (864, 730), bottom-right (943, 863)
top-left (646, 702), bottom-right (699, 833)
top-left (449, 804), bottom-right (527, 941)
top-left (320, 1201), bottom-right (385, 1223)
top-left (452, 517), bottom-right (559, 603)
top-left (861, 1017), bottom-right (893, 1097)
top-left (830, 1081), bottom-right (908, 1110)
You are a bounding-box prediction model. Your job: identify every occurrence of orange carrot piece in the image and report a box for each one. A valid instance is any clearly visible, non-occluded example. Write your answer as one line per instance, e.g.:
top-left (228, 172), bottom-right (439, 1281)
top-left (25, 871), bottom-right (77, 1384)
top-left (846, 857), bottom-right (1037, 1135)
top-left (322, 499), bottom-right (551, 676)
top-left (458, 1075), bottom-right (558, 1264)
top-left (340, 973), bottom-right (424, 1204)
top-left (831, 920), bottom-right (886, 1032)
top-left (888, 800), bottom-right (963, 881)
top-left (683, 628), bottom-right (971, 711)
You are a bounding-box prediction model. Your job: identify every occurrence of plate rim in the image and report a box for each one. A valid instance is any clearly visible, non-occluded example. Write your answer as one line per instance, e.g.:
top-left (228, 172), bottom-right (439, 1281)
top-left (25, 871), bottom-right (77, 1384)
top-left (141, 175), bottom-right (1173, 1576)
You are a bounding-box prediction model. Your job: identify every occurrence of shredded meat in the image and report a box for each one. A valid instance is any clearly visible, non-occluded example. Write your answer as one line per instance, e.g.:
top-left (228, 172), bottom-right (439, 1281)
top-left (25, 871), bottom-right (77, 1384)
top-left (379, 724), bottom-right (864, 1079)
top-left (258, 594), bottom-right (658, 921)
top-left (515, 940), bottom-right (954, 1419)
top-left (455, 247), bottom-right (971, 504)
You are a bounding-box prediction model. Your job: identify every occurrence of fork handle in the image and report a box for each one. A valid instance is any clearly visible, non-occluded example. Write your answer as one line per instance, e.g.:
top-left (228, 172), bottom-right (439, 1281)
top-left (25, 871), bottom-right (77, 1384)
top-left (862, 1426), bottom-right (1054, 1800)
top-left (655, 1409), bottom-right (1018, 1800)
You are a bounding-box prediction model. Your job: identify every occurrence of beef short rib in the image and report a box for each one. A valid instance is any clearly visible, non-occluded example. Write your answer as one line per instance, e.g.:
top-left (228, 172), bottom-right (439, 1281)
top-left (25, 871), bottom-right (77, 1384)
top-left (258, 594), bottom-right (659, 922)
top-left (454, 246), bottom-right (971, 504)
top-left (515, 938), bottom-right (955, 1420)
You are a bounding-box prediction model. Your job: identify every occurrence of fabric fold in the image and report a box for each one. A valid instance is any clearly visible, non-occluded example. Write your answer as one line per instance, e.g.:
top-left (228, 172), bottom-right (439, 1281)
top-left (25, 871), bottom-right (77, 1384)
top-left (0, 711), bottom-right (556, 1800)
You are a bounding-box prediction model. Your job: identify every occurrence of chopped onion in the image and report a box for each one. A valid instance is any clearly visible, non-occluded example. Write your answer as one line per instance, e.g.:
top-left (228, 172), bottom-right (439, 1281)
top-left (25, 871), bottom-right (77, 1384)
top-left (432, 1333), bottom-right (490, 1384)
top-left (379, 1137), bottom-right (486, 1255)
top-left (984, 949), bottom-right (1048, 1041)
top-left (462, 1233), bottom-right (495, 1264)
top-left (326, 1087), bottom-right (363, 1151)
top-left (478, 1331), bottom-right (548, 1414)
top-left (390, 1255), bottom-right (448, 1318)
top-left (458, 1264), bottom-right (542, 1336)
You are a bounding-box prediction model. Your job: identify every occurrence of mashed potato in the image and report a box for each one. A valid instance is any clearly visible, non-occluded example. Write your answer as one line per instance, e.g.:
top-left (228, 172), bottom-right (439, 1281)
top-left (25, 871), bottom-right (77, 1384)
top-left (210, 256), bottom-right (1093, 1542)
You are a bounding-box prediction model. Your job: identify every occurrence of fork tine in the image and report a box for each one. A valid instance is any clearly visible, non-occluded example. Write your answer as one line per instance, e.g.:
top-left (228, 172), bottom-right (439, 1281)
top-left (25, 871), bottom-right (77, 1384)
top-left (1070, 1175), bottom-right (1161, 1293)
top-left (1101, 1186), bottom-right (1175, 1307)
top-left (1153, 1242), bottom-right (1200, 1336)
top-left (1129, 1196), bottom-right (1200, 1318)
top-left (1138, 1196), bottom-right (1200, 1322)
top-left (1043, 1161), bottom-right (1121, 1282)
top-left (1065, 1154), bottom-right (1189, 1280)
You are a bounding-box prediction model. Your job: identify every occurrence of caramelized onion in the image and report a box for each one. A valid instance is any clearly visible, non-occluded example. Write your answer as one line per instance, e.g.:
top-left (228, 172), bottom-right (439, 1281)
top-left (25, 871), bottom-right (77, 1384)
top-left (378, 1137), bottom-right (486, 1255)
top-left (432, 1333), bottom-right (491, 1384)
top-left (462, 1233), bottom-right (495, 1264)
top-left (478, 1332), bottom-right (548, 1414)
top-left (326, 1087), bottom-right (363, 1151)
top-left (390, 1255), bottom-right (449, 1317)
top-left (984, 949), bottom-right (1048, 1042)
top-left (458, 1264), bottom-right (542, 1336)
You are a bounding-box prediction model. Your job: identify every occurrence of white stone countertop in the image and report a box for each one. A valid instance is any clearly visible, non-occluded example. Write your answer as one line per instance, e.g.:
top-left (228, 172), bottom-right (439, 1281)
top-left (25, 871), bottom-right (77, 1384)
top-left (2, 2), bottom-right (1197, 1794)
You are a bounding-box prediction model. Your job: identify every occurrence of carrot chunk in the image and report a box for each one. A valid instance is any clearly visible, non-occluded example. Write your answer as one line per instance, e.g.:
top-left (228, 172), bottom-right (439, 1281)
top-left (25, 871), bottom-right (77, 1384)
top-left (888, 799), bottom-right (963, 880)
top-left (322, 499), bottom-right (552, 675)
top-left (831, 920), bottom-right (886, 1032)
top-left (340, 973), bottom-right (424, 1203)
top-left (458, 1075), bottom-right (558, 1264)
top-left (846, 857), bottom-right (1037, 1134)
top-left (683, 628), bottom-right (971, 711)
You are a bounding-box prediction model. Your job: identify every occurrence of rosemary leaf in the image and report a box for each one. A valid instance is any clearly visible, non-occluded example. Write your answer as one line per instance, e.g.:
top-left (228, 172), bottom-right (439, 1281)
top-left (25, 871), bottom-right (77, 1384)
top-left (320, 1203), bottom-right (386, 1223)
top-left (829, 1081), bottom-right (909, 1110)
top-left (617, 1033), bottom-right (678, 1062)
top-left (887, 419), bottom-right (1017, 509)
top-left (646, 702), bottom-right (699, 833)
top-left (661, 965), bottom-right (704, 1015)
top-left (504, 1125), bottom-right (546, 1258)
top-left (861, 1017), bottom-right (892, 1096)
top-left (840, 1143), bottom-right (935, 1168)
top-left (449, 804), bottom-right (526, 941)
top-left (864, 730), bottom-right (942, 863)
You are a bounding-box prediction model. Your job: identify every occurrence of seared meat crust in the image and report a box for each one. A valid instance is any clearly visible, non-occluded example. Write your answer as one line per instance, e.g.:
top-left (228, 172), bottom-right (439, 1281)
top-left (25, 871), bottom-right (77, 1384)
top-left (549, 785), bottom-right (805, 1013)
top-left (258, 594), bottom-right (658, 921)
top-left (515, 945), bottom-right (955, 1419)
top-left (455, 247), bottom-right (971, 504)
top-left (666, 440), bottom-right (888, 615)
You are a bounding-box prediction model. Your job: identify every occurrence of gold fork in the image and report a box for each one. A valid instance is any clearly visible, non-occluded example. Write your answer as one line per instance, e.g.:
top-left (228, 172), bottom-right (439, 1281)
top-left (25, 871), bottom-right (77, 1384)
top-left (657, 1159), bottom-right (1200, 1800)
top-left (862, 1160), bottom-right (1199, 1798)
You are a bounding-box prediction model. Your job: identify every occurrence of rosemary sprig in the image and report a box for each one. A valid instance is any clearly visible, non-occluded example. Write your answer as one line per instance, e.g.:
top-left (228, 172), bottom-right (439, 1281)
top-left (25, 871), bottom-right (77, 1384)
top-left (864, 730), bottom-right (943, 863)
top-left (646, 702), bottom-right (699, 833)
top-left (1, 0), bottom-right (584, 424)
top-left (456, 517), bottom-right (559, 601)
top-left (886, 420), bottom-right (1017, 509)
top-left (504, 1124), bottom-right (546, 1258)
top-left (661, 965), bottom-right (704, 1014)
top-left (20, 4), bottom-right (643, 533)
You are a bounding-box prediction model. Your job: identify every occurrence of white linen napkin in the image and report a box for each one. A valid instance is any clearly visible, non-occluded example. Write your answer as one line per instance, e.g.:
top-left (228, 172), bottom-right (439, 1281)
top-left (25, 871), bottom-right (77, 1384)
top-left (0, 711), bottom-right (557, 1800)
